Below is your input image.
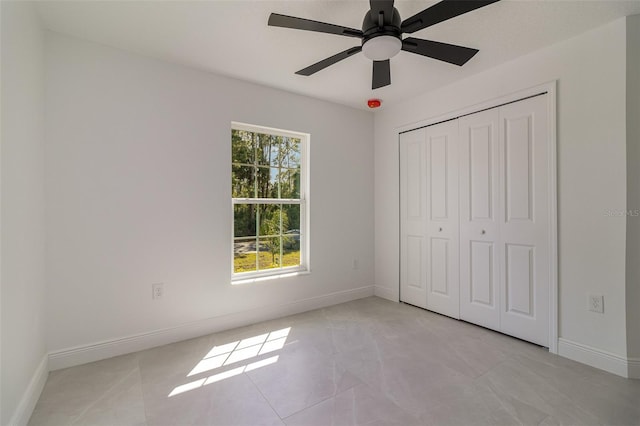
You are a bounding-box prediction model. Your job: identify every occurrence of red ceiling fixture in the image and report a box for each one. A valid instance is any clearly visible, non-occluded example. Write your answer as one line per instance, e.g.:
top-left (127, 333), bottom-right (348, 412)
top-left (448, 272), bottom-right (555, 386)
top-left (367, 99), bottom-right (382, 109)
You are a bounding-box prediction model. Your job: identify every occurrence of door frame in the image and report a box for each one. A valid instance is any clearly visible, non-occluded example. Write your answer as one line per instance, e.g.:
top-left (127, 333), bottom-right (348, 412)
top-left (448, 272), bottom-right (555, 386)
top-left (396, 81), bottom-right (558, 354)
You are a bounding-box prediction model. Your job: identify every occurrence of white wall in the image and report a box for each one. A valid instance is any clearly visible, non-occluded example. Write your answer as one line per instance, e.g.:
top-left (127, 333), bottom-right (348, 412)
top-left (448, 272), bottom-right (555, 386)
top-left (626, 14), bottom-right (640, 362)
top-left (45, 33), bottom-right (374, 357)
top-left (1, 1), bottom-right (48, 424)
top-left (374, 19), bottom-right (629, 358)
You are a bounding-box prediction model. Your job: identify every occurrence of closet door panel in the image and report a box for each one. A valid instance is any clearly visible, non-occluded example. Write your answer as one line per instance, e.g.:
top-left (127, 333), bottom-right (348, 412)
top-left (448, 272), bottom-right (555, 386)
top-left (425, 120), bottom-right (459, 318)
top-left (470, 127), bottom-right (493, 220)
top-left (406, 236), bottom-right (425, 291)
top-left (430, 237), bottom-right (449, 295)
top-left (470, 241), bottom-right (495, 307)
top-left (499, 95), bottom-right (549, 346)
top-left (459, 109), bottom-right (501, 330)
top-left (429, 135), bottom-right (449, 220)
top-left (505, 244), bottom-right (534, 316)
top-left (400, 129), bottom-right (428, 308)
top-left (505, 115), bottom-right (533, 222)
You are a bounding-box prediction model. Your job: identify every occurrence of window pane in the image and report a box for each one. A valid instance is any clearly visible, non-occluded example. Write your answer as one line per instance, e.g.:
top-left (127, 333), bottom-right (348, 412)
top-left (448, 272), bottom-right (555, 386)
top-left (259, 204), bottom-right (281, 237)
top-left (232, 130), bottom-right (255, 164)
top-left (282, 203), bottom-right (301, 268)
top-left (234, 204), bottom-right (256, 238)
top-left (234, 238), bottom-right (257, 273)
top-left (258, 237), bottom-right (281, 270)
top-left (282, 204), bottom-right (300, 234)
top-left (279, 168), bottom-right (300, 199)
top-left (256, 166), bottom-right (279, 198)
top-left (282, 239), bottom-right (300, 268)
top-left (256, 133), bottom-right (281, 167)
top-left (270, 136), bottom-right (281, 168)
top-left (282, 137), bottom-right (301, 169)
top-left (232, 165), bottom-right (255, 198)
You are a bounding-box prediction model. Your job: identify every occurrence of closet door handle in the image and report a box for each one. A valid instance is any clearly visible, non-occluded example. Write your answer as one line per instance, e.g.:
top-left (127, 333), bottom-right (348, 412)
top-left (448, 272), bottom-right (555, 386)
top-left (481, 230), bottom-right (486, 235)
top-left (438, 227), bottom-right (443, 232)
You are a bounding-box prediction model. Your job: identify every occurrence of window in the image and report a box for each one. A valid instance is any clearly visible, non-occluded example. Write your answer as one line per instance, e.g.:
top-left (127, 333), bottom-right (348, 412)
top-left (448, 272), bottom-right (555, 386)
top-left (231, 123), bottom-right (308, 279)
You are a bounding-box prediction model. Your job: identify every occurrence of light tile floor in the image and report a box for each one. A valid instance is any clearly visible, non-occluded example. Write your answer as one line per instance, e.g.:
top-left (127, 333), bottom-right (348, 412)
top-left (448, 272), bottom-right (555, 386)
top-left (30, 297), bottom-right (640, 426)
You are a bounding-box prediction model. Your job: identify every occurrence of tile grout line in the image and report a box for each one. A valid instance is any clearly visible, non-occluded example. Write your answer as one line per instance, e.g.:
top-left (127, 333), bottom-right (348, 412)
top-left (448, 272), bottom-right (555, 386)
top-left (244, 371), bottom-right (285, 423)
top-left (136, 355), bottom-right (150, 425)
top-left (279, 382), bottom-right (363, 422)
top-left (509, 352), bottom-right (636, 424)
top-left (68, 365), bottom-right (140, 425)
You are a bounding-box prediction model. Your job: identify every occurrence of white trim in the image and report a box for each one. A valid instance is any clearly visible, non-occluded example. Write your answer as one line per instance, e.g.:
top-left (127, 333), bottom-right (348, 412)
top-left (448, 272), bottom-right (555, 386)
top-left (48, 285), bottom-right (373, 371)
top-left (9, 354), bottom-right (48, 426)
top-left (374, 285), bottom-right (398, 302)
top-left (395, 82), bottom-right (555, 134)
top-left (232, 198), bottom-right (302, 205)
top-left (396, 81), bottom-right (559, 353)
top-left (558, 338), bottom-right (630, 378)
top-left (628, 358), bottom-right (640, 379)
top-left (232, 267), bottom-right (309, 284)
top-left (546, 81), bottom-right (559, 354)
top-left (231, 121), bottom-right (308, 140)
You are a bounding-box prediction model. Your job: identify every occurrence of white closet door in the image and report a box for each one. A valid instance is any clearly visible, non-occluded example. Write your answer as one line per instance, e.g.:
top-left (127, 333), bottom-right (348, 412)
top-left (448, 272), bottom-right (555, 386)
top-left (424, 120), bottom-right (459, 318)
top-left (400, 129), bottom-right (427, 308)
top-left (401, 93), bottom-right (552, 346)
top-left (498, 95), bottom-right (549, 347)
top-left (459, 109), bottom-right (501, 330)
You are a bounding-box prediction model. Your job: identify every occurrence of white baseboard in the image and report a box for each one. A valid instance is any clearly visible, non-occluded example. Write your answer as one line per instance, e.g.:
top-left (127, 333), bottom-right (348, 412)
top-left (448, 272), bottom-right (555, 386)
top-left (374, 285), bottom-right (398, 302)
top-left (9, 354), bottom-right (48, 426)
top-left (628, 358), bottom-right (640, 379)
top-left (49, 285), bottom-right (374, 371)
top-left (558, 338), bottom-right (631, 378)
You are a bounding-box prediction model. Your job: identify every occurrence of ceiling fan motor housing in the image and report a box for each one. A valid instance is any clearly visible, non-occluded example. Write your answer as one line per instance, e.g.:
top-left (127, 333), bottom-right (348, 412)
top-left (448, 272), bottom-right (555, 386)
top-left (361, 7), bottom-right (402, 60)
top-left (361, 7), bottom-right (402, 43)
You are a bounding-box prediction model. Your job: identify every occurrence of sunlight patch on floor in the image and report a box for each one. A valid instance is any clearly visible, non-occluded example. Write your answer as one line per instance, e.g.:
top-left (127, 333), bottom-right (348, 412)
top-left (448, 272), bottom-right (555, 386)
top-left (168, 327), bottom-right (290, 397)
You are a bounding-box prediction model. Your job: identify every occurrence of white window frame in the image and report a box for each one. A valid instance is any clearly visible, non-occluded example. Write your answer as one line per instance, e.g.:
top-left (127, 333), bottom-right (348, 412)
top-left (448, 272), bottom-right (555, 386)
top-left (231, 122), bottom-right (310, 282)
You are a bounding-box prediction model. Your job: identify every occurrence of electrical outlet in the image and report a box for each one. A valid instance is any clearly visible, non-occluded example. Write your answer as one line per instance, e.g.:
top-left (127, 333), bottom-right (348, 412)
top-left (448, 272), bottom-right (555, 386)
top-left (588, 294), bottom-right (604, 313)
top-left (352, 258), bottom-right (359, 270)
top-left (152, 283), bottom-right (164, 300)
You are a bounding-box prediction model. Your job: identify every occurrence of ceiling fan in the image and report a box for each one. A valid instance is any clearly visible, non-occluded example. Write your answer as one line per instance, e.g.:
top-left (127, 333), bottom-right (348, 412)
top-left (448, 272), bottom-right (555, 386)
top-left (268, 0), bottom-right (500, 89)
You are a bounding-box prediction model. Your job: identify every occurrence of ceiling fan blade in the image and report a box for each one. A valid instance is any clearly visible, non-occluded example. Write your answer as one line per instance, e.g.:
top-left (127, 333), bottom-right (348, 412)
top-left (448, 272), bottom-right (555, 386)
top-left (372, 60), bottom-right (391, 89)
top-left (269, 13), bottom-right (363, 38)
top-left (295, 46), bottom-right (362, 76)
top-left (370, 0), bottom-right (395, 26)
top-left (402, 37), bottom-right (478, 66)
top-left (401, 0), bottom-right (500, 34)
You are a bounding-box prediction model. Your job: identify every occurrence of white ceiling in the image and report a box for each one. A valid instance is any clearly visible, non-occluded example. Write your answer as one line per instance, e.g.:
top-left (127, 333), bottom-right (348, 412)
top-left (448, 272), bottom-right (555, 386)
top-left (37, 0), bottom-right (640, 110)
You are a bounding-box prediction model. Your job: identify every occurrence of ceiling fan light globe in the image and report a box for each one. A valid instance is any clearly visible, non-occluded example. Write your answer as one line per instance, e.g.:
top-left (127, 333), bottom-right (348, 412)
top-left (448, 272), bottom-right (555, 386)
top-left (362, 35), bottom-right (402, 61)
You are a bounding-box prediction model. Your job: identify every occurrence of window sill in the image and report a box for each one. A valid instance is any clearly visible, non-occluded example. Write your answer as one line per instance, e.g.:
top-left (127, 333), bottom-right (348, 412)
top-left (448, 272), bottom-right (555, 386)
top-left (232, 268), bottom-right (310, 285)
